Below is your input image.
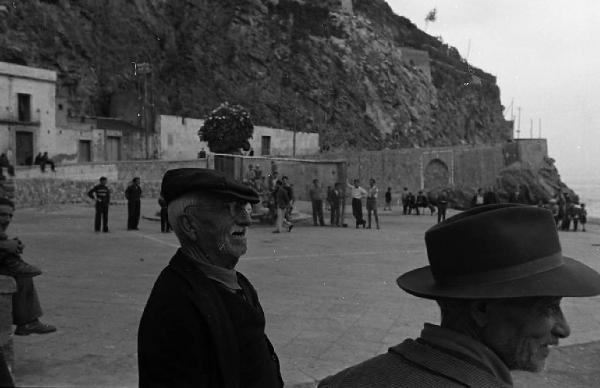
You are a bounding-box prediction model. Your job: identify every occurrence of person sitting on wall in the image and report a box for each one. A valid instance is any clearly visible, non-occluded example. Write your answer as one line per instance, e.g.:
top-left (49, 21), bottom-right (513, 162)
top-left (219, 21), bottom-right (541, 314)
top-left (0, 198), bottom-right (57, 336)
top-left (33, 153), bottom-right (43, 166)
top-left (198, 148), bottom-right (207, 159)
top-left (40, 152), bottom-right (56, 173)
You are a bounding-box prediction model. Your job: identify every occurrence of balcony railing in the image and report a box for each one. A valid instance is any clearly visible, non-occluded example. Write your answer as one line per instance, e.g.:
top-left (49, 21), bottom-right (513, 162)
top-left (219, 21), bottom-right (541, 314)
top-left (0, 110), bottom-right (41, 126)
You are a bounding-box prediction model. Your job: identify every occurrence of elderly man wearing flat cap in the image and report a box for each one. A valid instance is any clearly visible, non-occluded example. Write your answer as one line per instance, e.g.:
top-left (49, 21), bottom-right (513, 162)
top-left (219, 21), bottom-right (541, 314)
top-left (320, 204), bottom-right (600, 388)
top-left (138, 168), bottom-right (283, 388)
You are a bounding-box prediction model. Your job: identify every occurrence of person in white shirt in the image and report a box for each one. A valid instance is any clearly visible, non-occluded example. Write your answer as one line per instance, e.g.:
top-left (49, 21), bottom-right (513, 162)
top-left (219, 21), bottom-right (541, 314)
top-left (366, 179), bottom-right (380, 229)
top-left (347, 179), bottom-right (367, 228)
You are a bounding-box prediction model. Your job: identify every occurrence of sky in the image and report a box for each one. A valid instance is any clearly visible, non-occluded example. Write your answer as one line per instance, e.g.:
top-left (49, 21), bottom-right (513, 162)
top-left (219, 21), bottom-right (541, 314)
top-left (385, 0), bottom-right (600, 184)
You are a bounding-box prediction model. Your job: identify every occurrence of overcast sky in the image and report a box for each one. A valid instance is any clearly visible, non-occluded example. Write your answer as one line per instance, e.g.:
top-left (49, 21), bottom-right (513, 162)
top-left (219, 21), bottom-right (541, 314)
top-left (386, 0), bottom-right (599, 183)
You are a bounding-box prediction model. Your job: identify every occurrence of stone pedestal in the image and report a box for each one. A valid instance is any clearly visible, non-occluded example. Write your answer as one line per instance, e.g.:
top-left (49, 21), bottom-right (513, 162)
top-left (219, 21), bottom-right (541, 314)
top-left (0, 276), bottom-right (16, 375)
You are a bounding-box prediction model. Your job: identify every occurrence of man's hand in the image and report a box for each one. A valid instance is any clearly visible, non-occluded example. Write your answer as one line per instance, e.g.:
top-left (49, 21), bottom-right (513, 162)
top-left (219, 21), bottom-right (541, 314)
top-left (0, 238), bottom-right (22, 255)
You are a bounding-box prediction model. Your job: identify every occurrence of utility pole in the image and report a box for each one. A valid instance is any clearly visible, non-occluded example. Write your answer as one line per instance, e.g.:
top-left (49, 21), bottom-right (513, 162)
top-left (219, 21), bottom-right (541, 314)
top-left (530, 118), bottom-right (533, 139)
top-left (516, 107), bottom-right (521, 139)
top-left (538, 118), bottom-right (542, 138)
top-left (136, 62), bottom-right (152, 159)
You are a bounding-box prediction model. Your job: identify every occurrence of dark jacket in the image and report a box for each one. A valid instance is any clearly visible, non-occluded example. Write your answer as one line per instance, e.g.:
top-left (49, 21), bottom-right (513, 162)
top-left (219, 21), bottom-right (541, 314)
top-left (319, 337), bottom-right (511, 388)
top-left (87, 184), bottom-right (110, 204)
top-left (274, 186), bottom-right (290, 209)
top-left (138, 250), bottom-right (282, 388)
top-left (125, 183), bottom-right (142, 202)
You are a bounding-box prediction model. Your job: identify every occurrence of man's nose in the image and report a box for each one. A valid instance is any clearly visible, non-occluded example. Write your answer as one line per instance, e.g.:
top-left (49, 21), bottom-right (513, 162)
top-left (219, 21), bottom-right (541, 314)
top-left (552, 309), bottom-right (571, 339)
top-left (236, 204), bottom-right (252, 226)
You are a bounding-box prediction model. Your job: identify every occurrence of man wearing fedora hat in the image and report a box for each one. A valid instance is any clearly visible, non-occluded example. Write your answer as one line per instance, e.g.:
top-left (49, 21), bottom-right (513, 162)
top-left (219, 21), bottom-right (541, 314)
top-left (138, 168), bottom-right (283, 388)
top-left (320, 204), bottom-right (600, 387)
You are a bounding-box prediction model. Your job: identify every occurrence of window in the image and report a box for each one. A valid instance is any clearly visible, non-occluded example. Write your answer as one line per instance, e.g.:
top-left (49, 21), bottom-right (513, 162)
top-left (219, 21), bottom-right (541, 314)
top-left (17, 93), bottom-right (31, 122)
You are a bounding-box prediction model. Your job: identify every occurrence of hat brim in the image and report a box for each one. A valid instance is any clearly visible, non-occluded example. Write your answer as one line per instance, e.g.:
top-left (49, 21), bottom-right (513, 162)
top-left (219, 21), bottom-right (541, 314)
top-left (397, 257), bottom-right (600, 299)
top-left (211, 189), bottom-right (260, 204)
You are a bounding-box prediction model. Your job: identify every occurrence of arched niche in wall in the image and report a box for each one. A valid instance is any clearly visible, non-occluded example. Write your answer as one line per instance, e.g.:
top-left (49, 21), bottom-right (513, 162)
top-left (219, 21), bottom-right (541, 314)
top-left (424, 158), bottom-right (450, 190)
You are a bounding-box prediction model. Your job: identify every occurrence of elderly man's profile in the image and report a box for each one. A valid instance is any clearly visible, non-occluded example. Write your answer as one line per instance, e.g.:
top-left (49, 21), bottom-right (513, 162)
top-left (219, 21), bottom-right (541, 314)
top-left (319, 204), bottom-right (600, 387)
top-left (138, 168), bottom-right (283, 387)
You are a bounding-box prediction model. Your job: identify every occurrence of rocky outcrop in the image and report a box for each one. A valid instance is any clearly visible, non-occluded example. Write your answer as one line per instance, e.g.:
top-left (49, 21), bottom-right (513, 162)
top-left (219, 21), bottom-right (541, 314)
top-left (0, 0), bottom-right (511, 150)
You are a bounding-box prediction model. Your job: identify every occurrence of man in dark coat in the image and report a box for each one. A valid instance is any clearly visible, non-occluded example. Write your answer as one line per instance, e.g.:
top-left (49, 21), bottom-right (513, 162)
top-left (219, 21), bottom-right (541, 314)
top-left (138, 168), bottom-right (283, 388)
top-left (87, 176), bottom-right (110, 232)
top-left (319, 204), bottom-right (600, 387)
top-left (328, 183), bottom-right (342, 227)
top-left (125, 177), bottom-right (142, 230)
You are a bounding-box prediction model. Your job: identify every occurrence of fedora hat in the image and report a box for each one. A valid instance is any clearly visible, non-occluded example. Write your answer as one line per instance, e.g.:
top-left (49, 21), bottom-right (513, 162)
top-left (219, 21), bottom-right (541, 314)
top-left (397, 204), bottom-right (600, 299)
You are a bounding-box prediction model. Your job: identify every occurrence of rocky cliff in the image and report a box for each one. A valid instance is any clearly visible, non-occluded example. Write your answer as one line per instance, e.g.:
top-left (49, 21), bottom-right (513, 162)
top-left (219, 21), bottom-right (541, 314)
top-left (0, 0), bottom-right (512, 150)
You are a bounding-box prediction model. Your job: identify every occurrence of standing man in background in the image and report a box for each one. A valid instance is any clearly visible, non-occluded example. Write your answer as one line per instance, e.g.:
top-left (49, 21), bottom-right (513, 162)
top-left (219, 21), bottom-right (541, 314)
top-left (309, 179), bottom-right (325, 226)
top-left (329, 183), bottom-right (342, 227)
top-left (347, 179), bottom-right (367, 228)
top-left (87, 176), bottom-right (110, 233)
top-left (366, 179), bottom-right (380, 229)
top-left (401, 187), bottom-right (409, 215)
top-left (125, 177), bottom-right (142, 231)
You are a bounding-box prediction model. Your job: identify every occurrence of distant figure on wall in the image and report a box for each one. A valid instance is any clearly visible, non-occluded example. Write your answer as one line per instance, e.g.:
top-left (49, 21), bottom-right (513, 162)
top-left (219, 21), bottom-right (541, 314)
top-left (39, 152), bottom-right (56, 173)
top-left (384, 187), bottom-right (392, 211)
top-left (87, 177), bottom-right (111, 233)
top-left (483, 186), bottom-right (499, 205)
top-left (33, 153), bottom-right (42, 166)
top-left (197, 148), bottom-right (207, 159)
top-left (125, 177), bottom-right (142, 231)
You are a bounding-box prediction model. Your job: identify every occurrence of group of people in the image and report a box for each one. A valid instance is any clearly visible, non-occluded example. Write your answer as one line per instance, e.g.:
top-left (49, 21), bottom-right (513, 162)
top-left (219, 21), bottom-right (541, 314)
top-left (33, 152), bottom-right (56, 173)
top-left (87, 176), bottom-right (149, 233)
top-left (542, 193), bottom-right (588, 232)
top-left (136, 167), bottom-right (600, 388)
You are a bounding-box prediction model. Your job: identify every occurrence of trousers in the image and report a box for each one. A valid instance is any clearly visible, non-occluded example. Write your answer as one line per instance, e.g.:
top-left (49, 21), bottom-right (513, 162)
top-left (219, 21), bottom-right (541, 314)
top-left (127, 200), bottom-right (141, 229)
top-left (12, 277), bottom-right (43, 325)
top-left (95, 202), bottom-right (109, 232)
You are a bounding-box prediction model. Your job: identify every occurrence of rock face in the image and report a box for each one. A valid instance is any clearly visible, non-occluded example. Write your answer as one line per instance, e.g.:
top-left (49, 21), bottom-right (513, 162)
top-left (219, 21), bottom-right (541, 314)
top-left (0, 0), bottom-right (511, 150)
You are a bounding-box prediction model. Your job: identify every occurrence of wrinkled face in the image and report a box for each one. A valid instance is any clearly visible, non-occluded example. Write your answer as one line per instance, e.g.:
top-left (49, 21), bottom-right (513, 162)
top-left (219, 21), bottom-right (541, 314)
top-left (482, 297), bottom-right (570, 372)
top-left (0, 205), bottom-right (14, 234)
top-left (186, 197), bottom-right (252, 269)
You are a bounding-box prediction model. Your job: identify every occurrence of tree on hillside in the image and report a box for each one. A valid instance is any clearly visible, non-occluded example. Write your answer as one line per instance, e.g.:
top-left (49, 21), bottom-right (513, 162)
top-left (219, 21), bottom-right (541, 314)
top-left (198, 102), bottom-right (254, 154)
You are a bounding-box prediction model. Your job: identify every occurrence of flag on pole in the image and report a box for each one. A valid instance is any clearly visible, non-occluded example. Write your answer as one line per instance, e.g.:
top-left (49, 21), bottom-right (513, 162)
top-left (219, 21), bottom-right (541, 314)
top-left (425, 8), bottom-right (437, 23)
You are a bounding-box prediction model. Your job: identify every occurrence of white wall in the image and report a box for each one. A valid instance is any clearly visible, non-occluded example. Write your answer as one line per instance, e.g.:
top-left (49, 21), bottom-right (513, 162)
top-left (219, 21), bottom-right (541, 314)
top-left (157, 114), bottom-right (320, 159)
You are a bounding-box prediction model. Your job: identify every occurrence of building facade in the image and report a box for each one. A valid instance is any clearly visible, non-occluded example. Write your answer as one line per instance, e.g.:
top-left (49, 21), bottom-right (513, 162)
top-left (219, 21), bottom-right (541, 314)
top-left (0, 61), bottom-right (57, 165)
top-left (156, 114), bottom-right (320, 160)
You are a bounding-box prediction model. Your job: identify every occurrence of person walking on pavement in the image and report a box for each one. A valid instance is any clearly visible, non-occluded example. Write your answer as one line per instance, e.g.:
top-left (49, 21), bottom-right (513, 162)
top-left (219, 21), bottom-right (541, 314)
top-left (88, 176), bottom-right (110, 233)
top-left (309, 179), bottom-right (325, 226)
top-left (125, 177), bottom-right (142, 230)
top-left (329, 183), bottom-right (342, 227)
top-left (384, 187), bottom-right (392, 211)
top-left (436, 190), bottom-right (449, 223)
top-left (158, 195), bottom-right (171, 233)
top-left (366, 179), bottom-right (380, 229)
top-left (273, 180), bottom-right (293, 233)
top-left (347, 179), bottom-right (367, 228)
top-left (401, 187), bottom-right (409, 215)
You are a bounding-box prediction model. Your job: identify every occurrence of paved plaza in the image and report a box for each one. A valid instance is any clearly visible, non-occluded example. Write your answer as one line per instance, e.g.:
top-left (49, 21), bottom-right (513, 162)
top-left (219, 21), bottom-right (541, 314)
top-left (7, 199), bottom-right (600, 387)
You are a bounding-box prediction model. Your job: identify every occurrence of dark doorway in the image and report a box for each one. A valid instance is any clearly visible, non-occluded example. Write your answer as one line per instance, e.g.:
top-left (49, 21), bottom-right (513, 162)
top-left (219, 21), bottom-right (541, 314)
top-left (261, 136), bottom-right (271, 156)
top-left (424, 159), bottom-right (450, 190)
top-left (15, 131), bottom-right (33, 165)
top-left (17, 93), bottom-right (31, 122)
top-left (79, 140), bottom-right (92, 162)
top-left (106, 136), bottom-right (121, 161)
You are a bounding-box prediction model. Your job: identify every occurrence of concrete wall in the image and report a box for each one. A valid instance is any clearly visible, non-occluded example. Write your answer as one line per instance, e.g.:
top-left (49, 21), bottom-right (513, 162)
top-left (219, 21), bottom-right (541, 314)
top-left (215, 155), bottom-right (347, 202)
top-left (157, 114), bottom-right (320, 159)
top-left (0, 61), bottom-right (57, 165)
top-left (10, 159), bottom-right (209, 208)
top-left (317, 143), bottom-right (506, 196)
top-left (516, 139), bottom-right (547, 170)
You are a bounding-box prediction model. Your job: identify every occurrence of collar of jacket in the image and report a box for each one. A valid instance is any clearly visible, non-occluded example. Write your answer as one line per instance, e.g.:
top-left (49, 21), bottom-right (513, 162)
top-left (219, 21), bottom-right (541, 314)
top-left (390, 330), bottom-right (513, 387)
top-left (168, 249), bottom-right (241, 388)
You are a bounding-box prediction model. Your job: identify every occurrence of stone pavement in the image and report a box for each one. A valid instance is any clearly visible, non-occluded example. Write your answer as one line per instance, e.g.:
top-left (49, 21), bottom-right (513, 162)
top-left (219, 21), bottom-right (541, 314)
top-left (6, 199), bottom-right (600, 387)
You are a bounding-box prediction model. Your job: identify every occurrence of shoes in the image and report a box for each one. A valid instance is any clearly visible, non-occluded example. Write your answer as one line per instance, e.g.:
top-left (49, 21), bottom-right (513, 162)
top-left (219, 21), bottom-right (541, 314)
top-left (102, 229), bottom-right (109, 233)
top-left (0, 259), bottom-right (42, 277)
top-left (15, 320), bottom-right (57, 336)
top-left (288, 224), bottom-right (294, 232)
top-left (272, 230), bottom-right (281, 233)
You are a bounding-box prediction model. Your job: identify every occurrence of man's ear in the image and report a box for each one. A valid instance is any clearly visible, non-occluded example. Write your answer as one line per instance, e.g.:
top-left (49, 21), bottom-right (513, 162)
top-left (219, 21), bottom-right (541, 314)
top-left (178, 214), bottom-right (197, 242)
top-left (469, 300), bottom-right (491, 328)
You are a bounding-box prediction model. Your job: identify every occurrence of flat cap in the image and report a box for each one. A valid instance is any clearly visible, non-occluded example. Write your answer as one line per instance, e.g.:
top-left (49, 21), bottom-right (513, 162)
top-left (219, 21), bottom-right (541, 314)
top-left (160, 168), bottom-right (260, 205)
